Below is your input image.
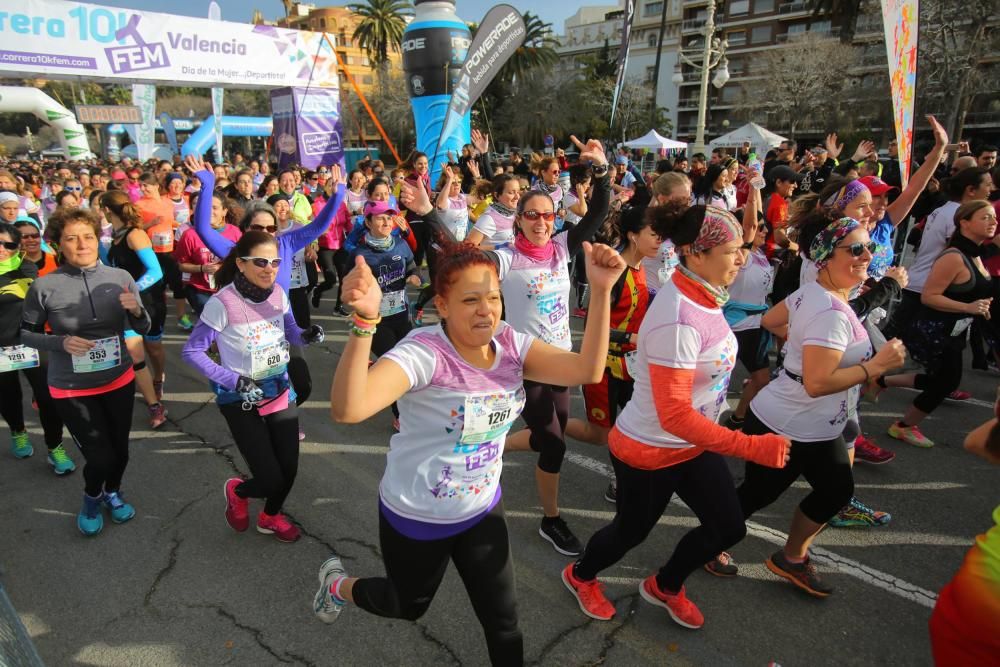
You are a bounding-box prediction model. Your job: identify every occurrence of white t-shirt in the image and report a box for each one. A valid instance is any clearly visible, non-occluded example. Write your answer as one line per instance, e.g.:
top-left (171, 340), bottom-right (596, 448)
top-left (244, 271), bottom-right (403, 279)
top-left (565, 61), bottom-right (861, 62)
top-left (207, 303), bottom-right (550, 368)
top-left (200, 284), bottom-right (291, 380)
top-left (642, 239), bottom-right (679, 294)
top-left (496, 233), bottom-right (573, 350)
top-left (279, 222), bottom-right (308, 289)
top-left (563, 190), bottom-right (582, 226)
top-left (751, 281), bottom-right (872, 441)
top-left (906, 201), bottom-right (959, 294)
top-left (381, 322), bottom-right (532, 525)
top-left (614, 276), bottom-right (738, 448)
top-left (473, 206), bottom-right (516, 246)
top-left (440, 194), bottom-right (469, 242)
top-left (728, 249), bottom-right (775, 331)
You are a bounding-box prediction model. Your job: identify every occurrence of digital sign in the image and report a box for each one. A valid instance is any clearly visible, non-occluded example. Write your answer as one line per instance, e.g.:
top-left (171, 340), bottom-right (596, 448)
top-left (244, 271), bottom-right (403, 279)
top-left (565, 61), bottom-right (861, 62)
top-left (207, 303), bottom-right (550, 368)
top-left (75, 105), bottom-right (142, 124)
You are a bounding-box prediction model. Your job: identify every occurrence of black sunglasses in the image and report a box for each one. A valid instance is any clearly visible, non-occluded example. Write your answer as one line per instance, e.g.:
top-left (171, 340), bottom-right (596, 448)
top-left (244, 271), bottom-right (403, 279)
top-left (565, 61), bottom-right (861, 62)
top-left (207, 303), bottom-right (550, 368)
top-left (249, 224), bottom-right (278, 234)
top-left (1, 241), bottom-right (19, 250)
top-left (836, 241), bottom-right (877, 257)
top-left (19, 232), bottom-right (40, 240)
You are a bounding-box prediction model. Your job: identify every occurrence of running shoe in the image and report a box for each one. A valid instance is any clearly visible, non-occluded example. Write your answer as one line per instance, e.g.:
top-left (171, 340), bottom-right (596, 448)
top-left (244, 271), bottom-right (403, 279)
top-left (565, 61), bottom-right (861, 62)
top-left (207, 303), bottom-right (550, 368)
top-left (765, 550), bottom-right (832, 598)
top-left (887, 422), bottom-right (934, 448)
top-left (149, 403), bottom-right (168, 430)
top-left (829, 497), bottom-right (891, 528)
top-left (539, 516), bottom-right (583, 556)
top-left (334, 305), bottom-right (350, 317)
top-left (947, 390), bottom-right (971, 401)
top-left (704, 552), bottom-right (739, 577)
top-left (853, 434), bottom-right (895, 464)
top-left (411, 306), bottom-right (424, 327)
top-left (603, 481), bottom-right (617, 504)
top-left (257, 511), bottom-right (301, 542)
top-left (571, 307), bottom-right (588, 319)
top-left (102, 491), bottom-right (136, 523)
top-left (178, 314), bottom-right (194, 331)
top-left (224, 478), bottom-right (249, 532)
top-left (10, 431), bottom-right (33, 459)
top-left (314, 555), bottom-right (347, 623)
top-left (639, 577), bottom-right (704, 629)
top-left (47, 444), bottom-right (76, 475)
top-left (561, 564), bottom-right (615, 620)
top-left (77, 493), bottom-right (104, 536)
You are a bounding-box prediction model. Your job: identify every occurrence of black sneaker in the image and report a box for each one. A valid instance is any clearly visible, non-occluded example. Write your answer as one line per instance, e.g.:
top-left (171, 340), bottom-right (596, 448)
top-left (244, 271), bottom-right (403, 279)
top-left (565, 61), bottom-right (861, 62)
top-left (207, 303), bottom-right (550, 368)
top-left (703, 551), bottom-right (739, 577)
top-left (765, 550), bottom-right (833, 598)
top-left (603, 482), bottom-right (617, 504)
top-left (539, 516), bottom-right (583, 556)
top-left (334, 305), bottom-right (350, 317)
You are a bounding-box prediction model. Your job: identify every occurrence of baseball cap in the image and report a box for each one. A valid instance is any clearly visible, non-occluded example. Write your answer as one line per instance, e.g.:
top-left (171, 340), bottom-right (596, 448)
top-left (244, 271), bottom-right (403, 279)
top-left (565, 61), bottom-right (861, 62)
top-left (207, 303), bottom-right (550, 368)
top-left (110, 169), bottom-right (127, 180)
top-left (858, 175), bottom-right (898, 196)
top-left (769, 165), bottom-right (804, 184)
top-left (364, 200), bottom-right (399, 217)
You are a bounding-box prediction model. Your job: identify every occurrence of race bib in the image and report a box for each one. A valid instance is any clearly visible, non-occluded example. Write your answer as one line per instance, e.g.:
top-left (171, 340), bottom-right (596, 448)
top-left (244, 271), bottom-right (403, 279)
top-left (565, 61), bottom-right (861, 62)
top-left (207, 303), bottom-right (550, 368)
top-left (460, 391), bottom-right (521, 445)
top-left (380, 289), bottom-right (407, 317)
top-left (250, 340), bottom-right (290, 380)
top-left (0, 345), bottom-right (40, 373)
top-left (289, 250), bottom-right (306, 289)
top-left (71, 336), bottom-right (121, 374)
top-left (151, 231), bottom-right (173, 250)
top-left (623, 350), bottom-right (638, 379)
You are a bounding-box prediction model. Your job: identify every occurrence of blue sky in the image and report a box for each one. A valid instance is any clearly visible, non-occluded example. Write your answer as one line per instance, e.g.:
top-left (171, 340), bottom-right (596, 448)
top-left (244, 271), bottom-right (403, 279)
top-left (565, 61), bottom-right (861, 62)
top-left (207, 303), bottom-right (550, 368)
top-left (96, 1), bottom-right (571, 33)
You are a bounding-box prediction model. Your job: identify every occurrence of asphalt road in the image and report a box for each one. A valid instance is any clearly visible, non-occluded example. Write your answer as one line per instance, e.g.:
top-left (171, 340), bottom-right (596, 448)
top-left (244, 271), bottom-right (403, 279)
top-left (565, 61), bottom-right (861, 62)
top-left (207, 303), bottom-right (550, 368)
top-left (1, 307), bottom-right (997, 667)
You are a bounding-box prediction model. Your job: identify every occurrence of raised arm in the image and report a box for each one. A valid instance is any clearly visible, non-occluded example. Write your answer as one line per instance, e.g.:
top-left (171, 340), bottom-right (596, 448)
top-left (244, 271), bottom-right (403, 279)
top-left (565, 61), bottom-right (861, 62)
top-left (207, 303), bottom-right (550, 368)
top-left (886, 115), bottom-right (949, 225)
top-left (284, 166), bottom-right (346, 252)
top-left (565, 139), bottom-right (611, 252)
top-left (184, 155), bottom-right (235, 259)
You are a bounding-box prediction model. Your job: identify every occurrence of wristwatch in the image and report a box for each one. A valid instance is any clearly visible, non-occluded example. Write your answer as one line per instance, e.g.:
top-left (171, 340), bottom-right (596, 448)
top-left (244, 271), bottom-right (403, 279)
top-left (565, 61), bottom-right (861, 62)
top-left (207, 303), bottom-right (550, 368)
top-left (592, 164), bottom-right (609, 178)
top-left (741, 242), bottom-right (754, 249)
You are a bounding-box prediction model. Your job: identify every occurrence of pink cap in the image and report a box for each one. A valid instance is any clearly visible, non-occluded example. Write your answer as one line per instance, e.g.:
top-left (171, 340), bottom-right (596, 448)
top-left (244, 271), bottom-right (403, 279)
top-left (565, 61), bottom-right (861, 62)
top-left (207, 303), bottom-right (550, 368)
top-left (363, 200), bottom-right (399, 217)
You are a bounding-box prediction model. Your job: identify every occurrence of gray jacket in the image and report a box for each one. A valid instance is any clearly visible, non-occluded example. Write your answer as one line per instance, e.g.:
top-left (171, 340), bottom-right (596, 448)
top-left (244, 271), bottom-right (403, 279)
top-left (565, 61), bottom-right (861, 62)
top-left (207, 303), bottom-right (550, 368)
top-left (21, 263), bottom-right (150, 392)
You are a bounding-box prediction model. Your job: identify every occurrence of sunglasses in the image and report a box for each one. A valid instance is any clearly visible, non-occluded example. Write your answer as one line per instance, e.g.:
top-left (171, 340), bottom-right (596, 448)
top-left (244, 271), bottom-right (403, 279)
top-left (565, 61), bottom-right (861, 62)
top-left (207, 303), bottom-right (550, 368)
top-left (547, 169), bottom-right (560, 175)
top-left (249, 224), bottom-right (278, 233)
top-left (19, 232), bottom-right (40, 240)
top-left (837, 241), bottom-right (877, 256)
top-left (64, 186), bottom-right (82, 192)
top-left (521, 210), bottom-right (556, 222)
top-left (240, 256), bottom-right (282, 268)
top-left (520, 186), bottom-right (530, 191)
top-left (1, 241), bottom-right (19, 250)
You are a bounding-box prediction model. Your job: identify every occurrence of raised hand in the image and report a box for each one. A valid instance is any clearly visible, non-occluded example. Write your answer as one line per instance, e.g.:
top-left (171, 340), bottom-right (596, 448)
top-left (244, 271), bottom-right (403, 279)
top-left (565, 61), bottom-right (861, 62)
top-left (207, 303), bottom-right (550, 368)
top-left (851, 140), bottom-right (876, 162)
top-left (399, 181), bottom-right (433, 216)
top-left (328, 164), bottom-right (344, 186)
top-left (578, 138), bottom-right (608, 167)
top-left (468, 159), bottom-right (480, 179)
top-left (825, 133), bottom-right (843, 160)
top-left (582, 241), bottom-right (626, 292)
top-left (926, 114), bottom-right (948, 150)
top-left (568, 135), bottom-right (587, 152)
top-left (342, 255), bottom-right (383, 320)
top-left (471, 128), bottom-right (490, 155)
top-left (184, 154), bottom-right (209, 175)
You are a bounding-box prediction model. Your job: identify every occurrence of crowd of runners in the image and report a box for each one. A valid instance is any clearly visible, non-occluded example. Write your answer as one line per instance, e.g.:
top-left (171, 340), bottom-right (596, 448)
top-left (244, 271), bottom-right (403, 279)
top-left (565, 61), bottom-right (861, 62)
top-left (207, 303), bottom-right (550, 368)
top-left (1, 119), bottom-right (997, 664)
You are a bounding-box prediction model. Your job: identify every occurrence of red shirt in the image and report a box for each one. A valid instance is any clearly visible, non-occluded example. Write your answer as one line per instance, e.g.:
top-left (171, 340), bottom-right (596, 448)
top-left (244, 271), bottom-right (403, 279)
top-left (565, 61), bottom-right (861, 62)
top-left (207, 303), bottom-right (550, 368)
top-left (764, 193), bottom-right (789, 259)
top-left (174, 225), bottom-right (242, 293)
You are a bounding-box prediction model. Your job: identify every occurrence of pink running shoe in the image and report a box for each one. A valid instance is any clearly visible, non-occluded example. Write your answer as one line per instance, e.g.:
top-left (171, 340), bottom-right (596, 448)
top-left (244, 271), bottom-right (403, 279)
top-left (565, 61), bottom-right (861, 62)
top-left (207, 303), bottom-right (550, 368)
top-left (257, 511), bottom-right (301, 542)
top-left (639, 576), bottom-right (704, 629)
top-left (224, 478), bottom-right (249, 532)
top-left (853, 434), bottom-right (895, 465)
top-left (947, 390), bottom-right (971, 401)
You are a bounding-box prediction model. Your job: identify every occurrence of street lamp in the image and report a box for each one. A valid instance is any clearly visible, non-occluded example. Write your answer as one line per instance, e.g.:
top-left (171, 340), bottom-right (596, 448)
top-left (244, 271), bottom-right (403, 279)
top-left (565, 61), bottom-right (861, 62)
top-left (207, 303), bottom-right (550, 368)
top-left (676, 0), bottom-right (728, 155)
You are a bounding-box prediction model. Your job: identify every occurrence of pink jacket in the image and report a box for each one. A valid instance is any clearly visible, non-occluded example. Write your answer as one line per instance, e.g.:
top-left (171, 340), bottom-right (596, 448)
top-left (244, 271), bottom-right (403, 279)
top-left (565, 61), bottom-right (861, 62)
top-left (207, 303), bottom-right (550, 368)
top-left (318, 200), bottom-right (354, 250)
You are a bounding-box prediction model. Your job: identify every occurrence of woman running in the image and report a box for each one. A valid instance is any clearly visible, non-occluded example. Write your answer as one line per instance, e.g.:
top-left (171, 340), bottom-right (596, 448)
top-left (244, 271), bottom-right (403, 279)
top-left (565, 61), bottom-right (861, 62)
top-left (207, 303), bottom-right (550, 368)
top-left (174, 190), bottom-right (241, 315)
top-left (736, 213), bottom-right (906, 597)
top-left (0, 222), bottom-right (73, 473)
top-left (562, 203), bottom-right (789, 629)
top-left (182, 231), bottom-right (324, 542)
top-left (312, 237), bottom-right (626, 666)
top-left (21, 208), bottom-right (151, 535)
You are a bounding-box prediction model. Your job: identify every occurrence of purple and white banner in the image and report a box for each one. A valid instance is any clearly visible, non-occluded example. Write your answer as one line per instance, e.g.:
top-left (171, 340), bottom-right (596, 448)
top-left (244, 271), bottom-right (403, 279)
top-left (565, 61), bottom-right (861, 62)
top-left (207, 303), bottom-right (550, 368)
top-left (0, 0), bottom-right (340, 89)
top-left (270, 87), bottom-right (344, 170)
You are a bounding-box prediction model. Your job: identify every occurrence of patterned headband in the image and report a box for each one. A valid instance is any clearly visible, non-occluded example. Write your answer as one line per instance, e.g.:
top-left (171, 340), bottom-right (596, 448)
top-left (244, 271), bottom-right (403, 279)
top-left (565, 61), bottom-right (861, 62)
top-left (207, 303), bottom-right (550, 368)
top-left (809, 217), bottom-right (861, 267)
top-left (823, 180), bottom-right (869, 212)
top-left (689, 206), bottom-right (743, 255)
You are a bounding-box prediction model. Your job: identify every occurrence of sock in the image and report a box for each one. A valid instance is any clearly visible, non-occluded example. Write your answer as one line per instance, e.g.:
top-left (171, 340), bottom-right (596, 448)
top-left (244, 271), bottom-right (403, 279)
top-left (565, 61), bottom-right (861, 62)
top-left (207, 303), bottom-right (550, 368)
top-left (785, 553), bottom-right (807, 564)
top-left (329, 576), bottom-right (347, 603)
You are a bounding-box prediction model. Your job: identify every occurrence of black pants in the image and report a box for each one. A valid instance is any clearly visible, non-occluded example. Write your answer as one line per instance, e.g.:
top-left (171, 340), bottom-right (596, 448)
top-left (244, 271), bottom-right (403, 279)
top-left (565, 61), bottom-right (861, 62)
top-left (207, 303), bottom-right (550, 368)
top-left (521, 380), bottom-right (569, 474)
top-left (912, 341), bottom-right (965, 414)
top-left (416, 242), bottom-right (439, 310)
top-left (219, 400), bottom-right (300, 515)
top-left (289, 286), bottom-right (311, 329)
top-left (410, 221), bottom-right (430, 267)
top-left (882, 289), bottom-right (920, 340)
top-left (737, 409), bottom-right (854, 525)
top-left (287, 347), bottom-right (311, 406)
top-left (0, 365), bottom-right (64, 449)
top-left (372, 312), bottom-right (412, 418)
top-left (314, 249), bottom-right (350, 306)
top-left (185, 285), bottom-right (213, 316)
top-left (353, 502), bottom-right (523, 666)
top-left (574, 451), bottom-right (746, 593)
top-left (156, 252), bottom-right (184, 300)
top-left (55, 380), bottom-right (135, 497)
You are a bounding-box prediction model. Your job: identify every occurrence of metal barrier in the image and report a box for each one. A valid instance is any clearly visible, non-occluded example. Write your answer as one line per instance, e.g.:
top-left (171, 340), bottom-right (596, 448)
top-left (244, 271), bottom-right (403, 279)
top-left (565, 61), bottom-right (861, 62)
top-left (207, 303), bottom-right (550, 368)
top-left (0, 583), bottom-right (44, 667)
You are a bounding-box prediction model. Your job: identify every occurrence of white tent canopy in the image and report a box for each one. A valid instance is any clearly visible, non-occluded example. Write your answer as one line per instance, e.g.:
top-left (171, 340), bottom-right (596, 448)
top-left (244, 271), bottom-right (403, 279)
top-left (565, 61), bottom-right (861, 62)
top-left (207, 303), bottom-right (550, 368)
top-left (623, 129), bottom-right (687, 151)
top-left (709, 122), bottom-right (788, 154)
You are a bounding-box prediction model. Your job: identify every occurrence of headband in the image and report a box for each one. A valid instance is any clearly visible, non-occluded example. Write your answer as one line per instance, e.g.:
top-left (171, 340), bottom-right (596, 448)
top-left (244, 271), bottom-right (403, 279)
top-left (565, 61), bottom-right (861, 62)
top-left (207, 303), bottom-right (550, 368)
top-left (809, 217), bottom-right (861, 267)
top-left (688, 206), bottom-right (743, 255)
top-left (823, 179), bottom-right (868, 211)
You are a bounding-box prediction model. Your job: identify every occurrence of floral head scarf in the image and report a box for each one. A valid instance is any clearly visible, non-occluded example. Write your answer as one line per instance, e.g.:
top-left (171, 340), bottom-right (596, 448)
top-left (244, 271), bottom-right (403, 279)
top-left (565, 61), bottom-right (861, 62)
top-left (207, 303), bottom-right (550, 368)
top-left (809, 217), bottom-right (861, 268)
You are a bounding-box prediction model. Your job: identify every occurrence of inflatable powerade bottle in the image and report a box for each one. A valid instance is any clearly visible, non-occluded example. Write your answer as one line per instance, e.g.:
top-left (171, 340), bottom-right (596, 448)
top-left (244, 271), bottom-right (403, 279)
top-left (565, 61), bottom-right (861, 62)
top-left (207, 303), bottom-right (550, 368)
top-left (402, 0), bottom-right (472, 181)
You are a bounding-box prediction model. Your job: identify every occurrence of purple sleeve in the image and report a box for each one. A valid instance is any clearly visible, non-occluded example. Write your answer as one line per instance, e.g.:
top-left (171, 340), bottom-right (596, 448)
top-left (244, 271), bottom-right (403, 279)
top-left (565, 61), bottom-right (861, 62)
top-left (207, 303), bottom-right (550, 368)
top-left (192, 170), bottom-right (235, 260)
top-left (283, 309), bottom-right (305, 346)
top-left (284, 184), bottom-right (346, 252)
top-left (181, 321), bottom-right (240, 390)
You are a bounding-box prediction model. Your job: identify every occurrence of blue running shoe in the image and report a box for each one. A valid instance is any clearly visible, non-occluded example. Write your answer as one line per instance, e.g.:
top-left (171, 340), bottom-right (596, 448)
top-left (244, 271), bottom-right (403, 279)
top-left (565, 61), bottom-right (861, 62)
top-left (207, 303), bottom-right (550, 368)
top-left (78, 494), bottom-right (104, 536)
top-left (47, 444), bottom-right (76, 475)
top-left (102, 491), bottom-right (136, 524)
top-left (11, 431), bottom-right (32, 458)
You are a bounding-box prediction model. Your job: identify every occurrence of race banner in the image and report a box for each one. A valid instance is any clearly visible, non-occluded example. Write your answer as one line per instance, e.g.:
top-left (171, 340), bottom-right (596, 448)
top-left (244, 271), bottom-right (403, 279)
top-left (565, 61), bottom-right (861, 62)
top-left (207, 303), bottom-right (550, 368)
top-left (208, 1), bottom-right (225, 163)
top-left (158, 112), bottom-right (179, 155)
top-left (0, 0), bottom-right (339, 89)
top-left (433, 5), bottom-right (525, 169)
top-left (881, 0), bottom-right (918, 187)
top-left (270, 87), bottom-right (344, 170)
top-left (130, 83), bottom-right (156, 161)
top-left (609, 0), bottom-right (636, 129)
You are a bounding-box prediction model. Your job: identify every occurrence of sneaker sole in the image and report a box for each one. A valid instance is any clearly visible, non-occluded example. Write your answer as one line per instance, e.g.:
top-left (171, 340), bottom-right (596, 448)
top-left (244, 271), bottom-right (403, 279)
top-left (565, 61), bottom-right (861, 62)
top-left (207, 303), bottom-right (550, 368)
top-left (314, 556), bottom-right (346, 623)
top-left (538, 526), bottom-right (582, 557)
top-left (12, 448), bottom-right (33, 459)
top-left (702, 563), bottom-right (738, 578)
top-left (223, 480), bottom-right (249, 532)
top-left (854, 456), bottom-right (895, 465)
top-left (887, 429), bottom-right (934, 449)
top-left (638, 580), bottom-right (702, 629)
top-left (603, 493), bottom-right (616, 504)
top-left (78, 519), bottom-right (103, 536)
top-left (561, 568), bottom-right (614, 621)
top-left (47, 458), bottom-right (75, 475)
top-left (108, 509), bottom-right (136, 524)
top-left (765, 557), bottom-right (831, 598)
top-left (256, 525), bottom-right (300, 542)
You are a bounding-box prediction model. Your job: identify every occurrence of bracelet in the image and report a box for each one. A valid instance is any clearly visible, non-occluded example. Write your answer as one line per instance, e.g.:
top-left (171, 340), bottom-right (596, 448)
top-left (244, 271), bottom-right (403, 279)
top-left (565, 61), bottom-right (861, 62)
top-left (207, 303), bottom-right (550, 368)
top-left (350, 324), bottom-right (376, 337)
top-left (351, 312), bottom-right (381, 327)
top-left (857, 363), bottom-right (870, 384)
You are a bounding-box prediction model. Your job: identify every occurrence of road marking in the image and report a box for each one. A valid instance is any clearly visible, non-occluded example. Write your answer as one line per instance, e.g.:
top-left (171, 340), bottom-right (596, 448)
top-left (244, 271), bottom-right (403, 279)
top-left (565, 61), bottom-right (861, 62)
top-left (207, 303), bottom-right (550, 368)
top-left (562, 451), bottom-right (940, 609)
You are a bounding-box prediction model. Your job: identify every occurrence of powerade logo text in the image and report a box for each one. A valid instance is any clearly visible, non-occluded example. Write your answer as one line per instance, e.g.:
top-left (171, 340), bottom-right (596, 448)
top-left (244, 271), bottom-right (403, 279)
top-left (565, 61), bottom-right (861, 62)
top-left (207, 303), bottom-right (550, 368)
top-left (402, 35), bottom-right (470, 53)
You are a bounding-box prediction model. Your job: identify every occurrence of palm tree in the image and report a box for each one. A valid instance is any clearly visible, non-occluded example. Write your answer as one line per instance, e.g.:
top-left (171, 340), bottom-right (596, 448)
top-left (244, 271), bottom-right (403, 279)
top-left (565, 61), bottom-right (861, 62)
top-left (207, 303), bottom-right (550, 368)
top-left (348, 0), bottom-right (412, 70)
top-left (501, 12), bottom-right (559, 86)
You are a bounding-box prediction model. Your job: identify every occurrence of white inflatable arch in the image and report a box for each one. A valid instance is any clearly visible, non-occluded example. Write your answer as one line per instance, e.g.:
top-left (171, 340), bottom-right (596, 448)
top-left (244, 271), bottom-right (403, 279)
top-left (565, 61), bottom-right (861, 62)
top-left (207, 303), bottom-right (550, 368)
top-left (0, 86), bottom-right (93, 160)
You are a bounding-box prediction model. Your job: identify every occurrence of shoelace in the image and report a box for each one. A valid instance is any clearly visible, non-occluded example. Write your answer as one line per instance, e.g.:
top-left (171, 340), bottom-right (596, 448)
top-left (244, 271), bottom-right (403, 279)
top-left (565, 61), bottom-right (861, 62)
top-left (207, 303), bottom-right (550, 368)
top-left (104, 492), bottom-right (125, 509)
top-left (548, 519), bottom-right (573, 542)
top-left (267, 514), bottom-right (293, 531)
top-left (50, 447), bottom-right (71, 463)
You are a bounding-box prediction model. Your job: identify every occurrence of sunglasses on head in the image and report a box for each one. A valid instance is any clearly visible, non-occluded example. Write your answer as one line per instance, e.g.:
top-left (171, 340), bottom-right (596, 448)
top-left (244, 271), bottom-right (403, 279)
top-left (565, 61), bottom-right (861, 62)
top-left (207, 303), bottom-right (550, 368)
top-left (1, 241), bottom-right (19, 250)
top-left (837, 241), bottom-right (877, 256)
top-left (240, 256), bottom-right (282, 268)
top-left (249, 224), bottom-right (278, 233)
top-left (521, 210), bottom-right (556, 222)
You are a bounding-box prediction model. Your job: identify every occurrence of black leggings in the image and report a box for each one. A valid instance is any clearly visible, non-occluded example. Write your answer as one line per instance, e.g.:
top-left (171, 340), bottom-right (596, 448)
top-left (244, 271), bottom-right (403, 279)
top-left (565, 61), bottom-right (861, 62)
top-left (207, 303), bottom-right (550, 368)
top-left (410, 221), bottom-right (430, 267)
top-left (737, 409), bottom-right (854, 525)
top-left (912, 341), bottom-right (964, 415)
top-left (353, 502), bottom-right (523, 666)
top-left (574, 451), bottom-right (746, 593)
top-left (287, 347), bottom-right (311, 406)
top-left (372, 312), bottom-right (412, 418)
top-left (0, 365), bottom-right (64, 449)
top-left (314, 249), bottom-right (350, 306)
top-left (416, 242), bottom-right (439, 310)
top-left (156, 252), bottom-right (184, 300)
top-left (55, 380), bottom-right (135, 497)
top-left (521, 380), bottom-right (569, 474)
top-left (219, 401), bottom-right (300, 515)
top-left (288, 286), bottom-right (311, 329)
